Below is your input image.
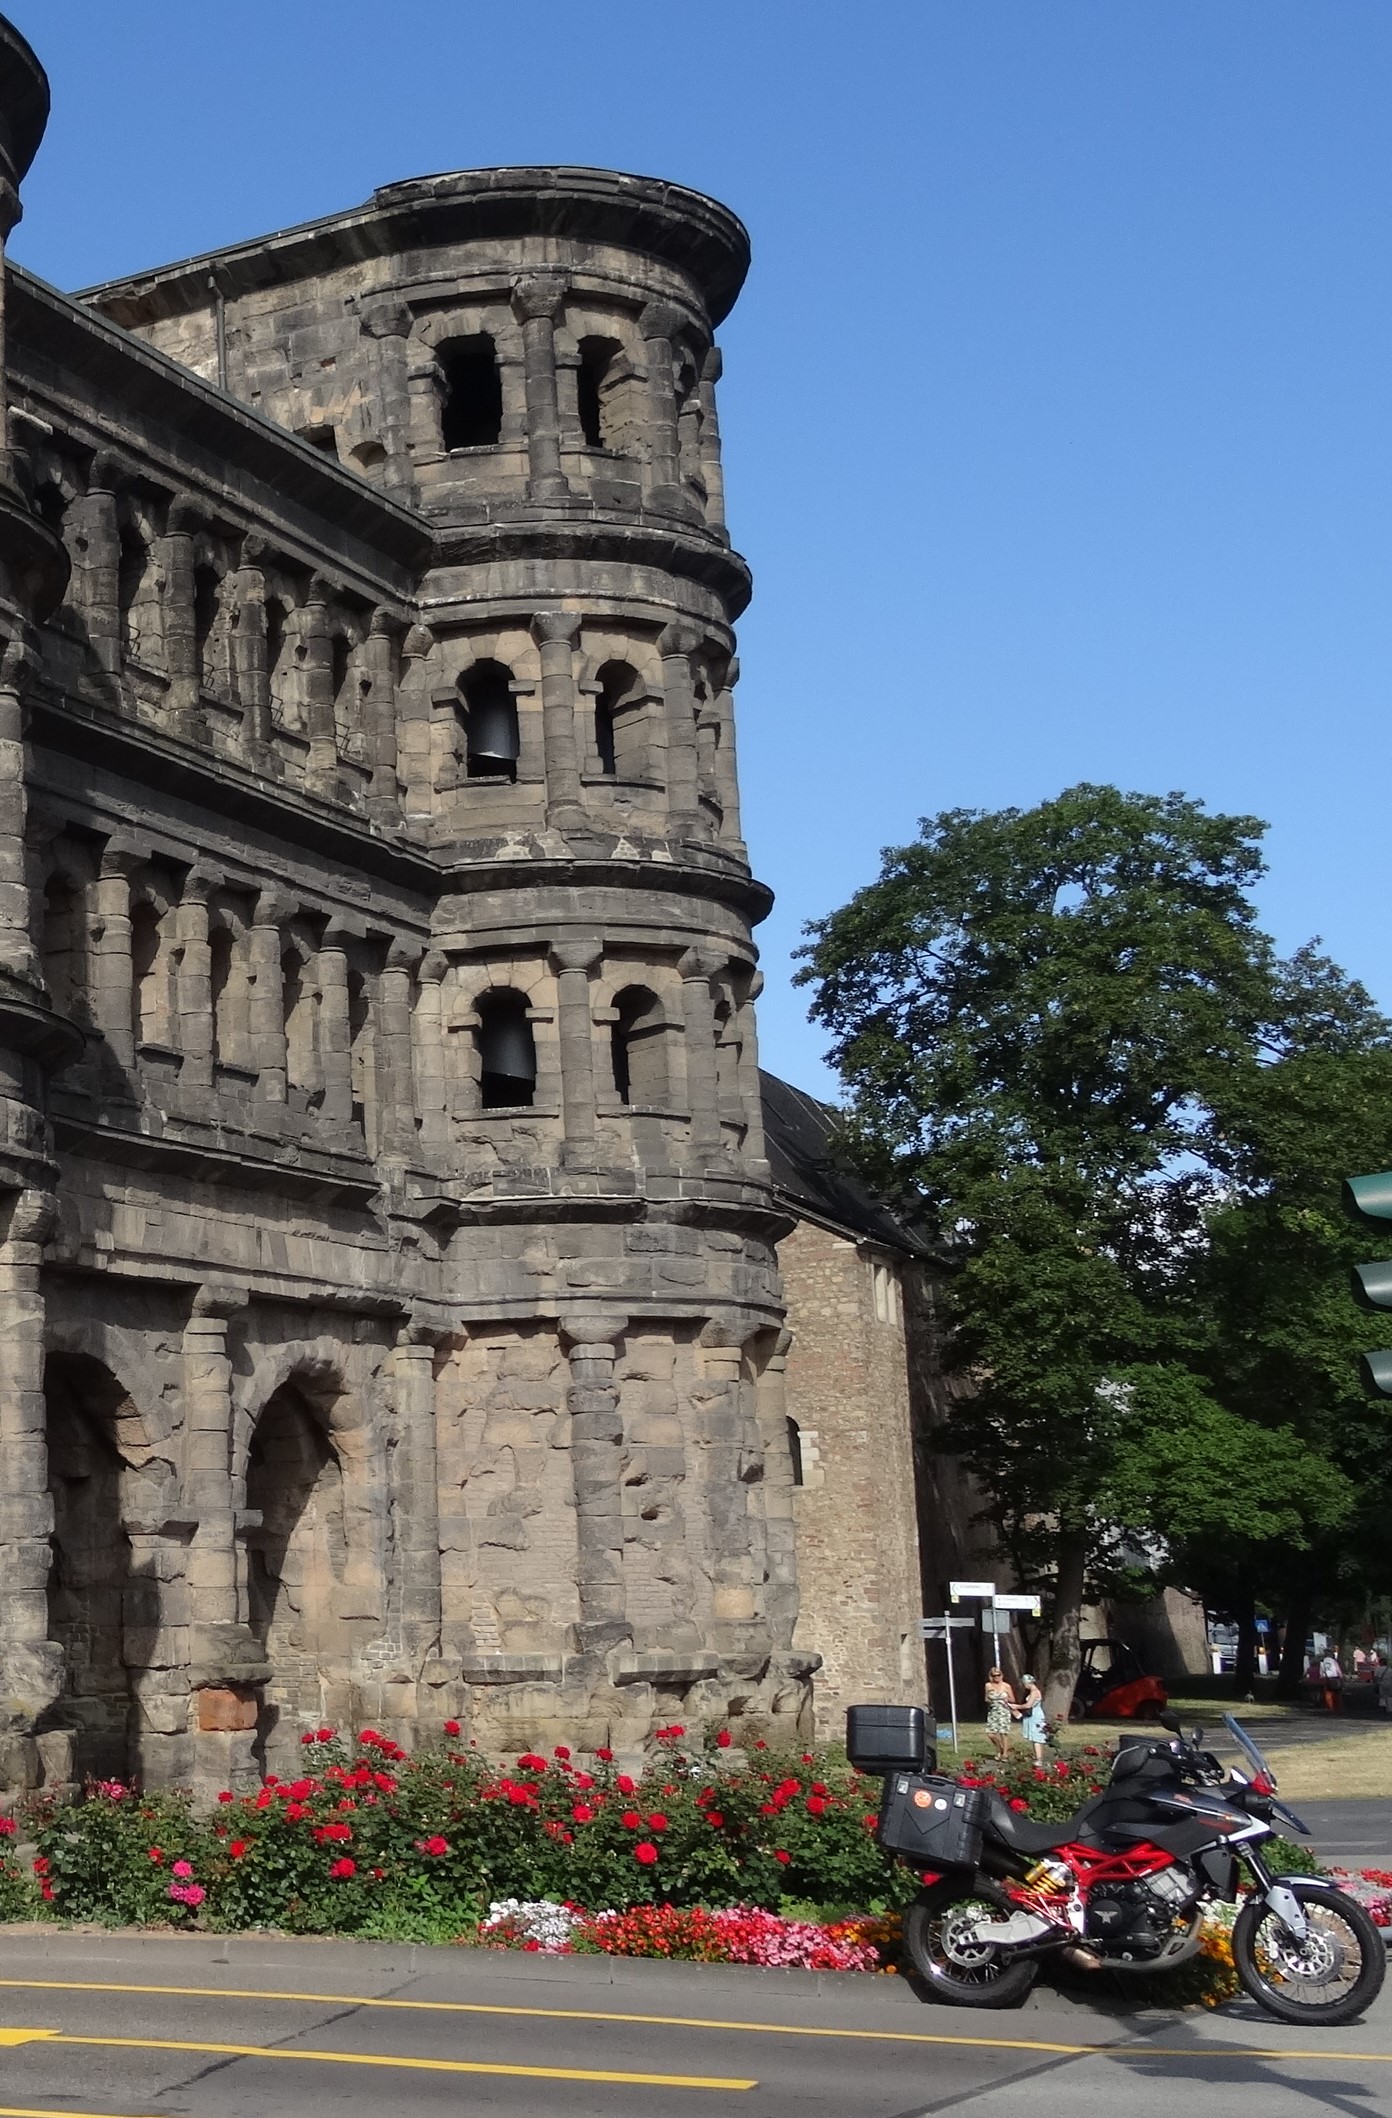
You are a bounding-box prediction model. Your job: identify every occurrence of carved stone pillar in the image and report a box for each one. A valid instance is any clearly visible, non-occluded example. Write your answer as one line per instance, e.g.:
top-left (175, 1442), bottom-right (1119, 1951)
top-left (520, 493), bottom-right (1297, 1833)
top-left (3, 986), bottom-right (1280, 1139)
top-left (658, 621), bottom-right (703, 831)
top-left (317, 923), bottom-right (354, 1128)
top-left (0, 637), bottom-right (37, 981)
top-left (680, 947), bottom-right (724, 1161)
top-left (379, 940), bottom-right (421, 1156)
top-left (511, 275), bottom-right (571, 500)
top-left (397, 623), bottom-right (435, 824)
top-left (414, 951), bottom-right (449, 1151)
top-left (183, 1282), bottom-right (263, 1788)
top-left (357, 299), bottom-right (415, 498)
top-left (639, 301), bottom-right (684, 500)
top-left (698, 345), bottom-right (729, 538)
top-left (393, 1320), bottom-right (445, 1667)
top-left (249, 888), bottom-right (289, 1105)
top-left (70, 455), bottom-right (121, 673)
top-left (530, 610), bottom-right (584, 827)
top-left (551, 938), bottom-right (602, 1164)
top-left (363, 609), bottom-right (402, 825)
top-left (560, 1312), bottom-right (631, 1661)
top-left (233, 533), bottom-right (270, 751)
top-left (0, 1189), bottom-right (62, 1773)
top-left (302, 574), bottom-right (337, 795)
top-left (174, 868), bottom-right (215, 1093)
top-left (91, 838), bottom-right (141, 1076)
top-left (736, 969), bottom-right (769, 1168)
top-left (711, 654), bottom-right (745, 846)
top-left (161, 497), bottom-right (203, 740)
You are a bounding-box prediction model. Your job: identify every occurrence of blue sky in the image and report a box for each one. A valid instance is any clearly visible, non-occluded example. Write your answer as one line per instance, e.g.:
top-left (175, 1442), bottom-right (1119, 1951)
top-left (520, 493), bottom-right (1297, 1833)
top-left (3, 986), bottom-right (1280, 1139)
top-left (10, 2), bottom-right (1392, 1095)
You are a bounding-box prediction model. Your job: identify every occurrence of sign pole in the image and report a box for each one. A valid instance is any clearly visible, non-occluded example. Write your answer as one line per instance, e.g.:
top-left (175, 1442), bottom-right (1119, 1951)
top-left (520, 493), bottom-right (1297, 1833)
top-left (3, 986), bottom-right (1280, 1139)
top-left (945, 1620), bottom-right (959, 1752)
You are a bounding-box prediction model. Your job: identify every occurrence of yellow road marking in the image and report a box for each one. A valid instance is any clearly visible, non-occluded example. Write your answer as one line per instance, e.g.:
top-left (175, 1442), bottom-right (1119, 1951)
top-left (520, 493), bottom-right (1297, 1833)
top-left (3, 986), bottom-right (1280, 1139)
top-left (0, 2109), bottom-right (166, 2118)
top-left (0, 1975), bottom-right (1387, 2064)
top-left (0, 2032), bottom-right (58, 2046)
top-left (29, 2029), bottom-right (754, 2091)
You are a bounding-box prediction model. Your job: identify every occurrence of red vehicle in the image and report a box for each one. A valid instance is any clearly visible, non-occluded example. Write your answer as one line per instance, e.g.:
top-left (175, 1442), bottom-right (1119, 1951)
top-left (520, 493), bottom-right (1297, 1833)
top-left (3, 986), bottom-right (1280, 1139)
top-left (1070, 1638), bottom-right (1167, 1720)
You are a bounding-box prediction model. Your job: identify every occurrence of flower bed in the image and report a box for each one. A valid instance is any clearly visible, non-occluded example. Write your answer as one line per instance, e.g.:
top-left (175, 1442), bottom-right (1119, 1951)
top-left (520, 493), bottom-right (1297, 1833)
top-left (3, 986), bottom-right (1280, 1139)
top-left (480, 1897), bottom-right (893, 1970)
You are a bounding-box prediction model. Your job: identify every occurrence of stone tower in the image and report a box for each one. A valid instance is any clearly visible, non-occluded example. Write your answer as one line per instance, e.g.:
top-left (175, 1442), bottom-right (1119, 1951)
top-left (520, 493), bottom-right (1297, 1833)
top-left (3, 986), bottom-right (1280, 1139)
top-left (0, 13), bottom-right (818, 1790)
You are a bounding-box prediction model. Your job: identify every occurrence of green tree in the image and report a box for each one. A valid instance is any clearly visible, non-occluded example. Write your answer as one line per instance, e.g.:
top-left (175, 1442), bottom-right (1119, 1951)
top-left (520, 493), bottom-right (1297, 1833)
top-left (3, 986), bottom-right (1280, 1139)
top-left (797, 785), bottom-right (1376, 1716)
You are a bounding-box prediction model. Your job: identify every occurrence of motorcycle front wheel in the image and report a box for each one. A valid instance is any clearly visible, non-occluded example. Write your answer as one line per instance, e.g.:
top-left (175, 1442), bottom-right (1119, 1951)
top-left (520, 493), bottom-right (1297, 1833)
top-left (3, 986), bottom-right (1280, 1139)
top-left (904, 1878), bottom-right (1040, 2008)
top-left (1233, 1879), bottom-right (1386, 2026)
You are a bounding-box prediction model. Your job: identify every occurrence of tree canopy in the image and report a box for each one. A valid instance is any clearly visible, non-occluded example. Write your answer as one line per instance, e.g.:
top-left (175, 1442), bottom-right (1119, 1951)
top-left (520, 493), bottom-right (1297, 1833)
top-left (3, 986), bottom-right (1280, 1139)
top-left (797, 785), bottom-right (1392, 1714)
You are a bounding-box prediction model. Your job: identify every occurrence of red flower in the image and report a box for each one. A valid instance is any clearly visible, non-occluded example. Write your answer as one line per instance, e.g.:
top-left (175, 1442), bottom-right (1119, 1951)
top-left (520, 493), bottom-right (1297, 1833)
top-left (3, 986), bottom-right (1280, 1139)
top-left (595, 1747), bottom-right (613, 1762)
top-left (0, 1818), bottom-right (13, 1838)
top-left (40, 1882), bottom-right (54, 1902)
top-left (621, 1810), bottom-right (642, 1830)
top-left (647, 1812), bottom-right (669, 1831)
top-left (571, 1804), bottom-right (595, 1825)
top-left (300, 1732), bottom-right (316, 1746)
top-left (216, 1791), bottom-right (234, 1805)
top-left (330, 1857), bottom-right (356, 1879)
top-left (418, 1835), bottom-right (450, 1857)
top-left (572, 1771), bottom-right (595, 1790)
top-left (616, 1773), bottom-right (636, 1795)
top-left (285, 1802), bottom-right (310, 1823)
top-left (517, 1752), bottom-right (548, 1772)
top-left (443, 1720), bottom-right (461, 1736)
top-left (754, 1739), bottom-right (768, 1751)
top-left (774, 1849), bottom-right (791, 1865)
top-left (32, 1857), bottom-right (49, 1876)
top-left (147, 1848), bottom-right (163, 1864)
top-left (1009, 1797), bottom-right (1028, 1812)
top-left (716, 1729), bottom-right (732, 1748)
top-left (554, 1745), bottom-right (571, 1760)
top-left (706, 1810), bottom-right (725, 1828)
top-left (807, 1796), bottom-right (827, 1816)
top-left (634, 1841), bottom-right (659, 1865)
top-left (229, 1839), bottom-right (249, 1860)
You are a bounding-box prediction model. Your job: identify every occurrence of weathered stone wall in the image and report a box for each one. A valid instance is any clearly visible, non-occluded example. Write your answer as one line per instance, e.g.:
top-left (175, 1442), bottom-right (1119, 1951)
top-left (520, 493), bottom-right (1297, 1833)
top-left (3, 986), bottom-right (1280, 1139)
top-left (780, 1220), bottom-right (927, 1738)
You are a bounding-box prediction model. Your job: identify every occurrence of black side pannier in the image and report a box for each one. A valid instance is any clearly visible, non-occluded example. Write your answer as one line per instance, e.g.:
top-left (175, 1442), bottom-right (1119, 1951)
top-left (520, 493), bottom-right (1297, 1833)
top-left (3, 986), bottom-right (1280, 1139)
top-left (877, 1772), bottom-right (986, 1868)
top-left (845, 1703), bottom-right (935, 1775)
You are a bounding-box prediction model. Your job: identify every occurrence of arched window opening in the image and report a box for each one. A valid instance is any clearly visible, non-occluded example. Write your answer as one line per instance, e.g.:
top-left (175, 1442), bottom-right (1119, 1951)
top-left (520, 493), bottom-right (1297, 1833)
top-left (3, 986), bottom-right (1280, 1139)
top-left (282, 950), bottom-right (320, 1101)
top-left (477, 988), bottom-right (536, 1109)
top-left (460, 660), bottom-right (519, 781)
top-left (266, 600), bottom-right (291, 724)
top-left (331, 634), bottom-right (354, 748)
top-left (130, 899), bottom-right (172, 1048)
top-left (594, 660), bottom-right (647, 779)
top-left (611, 985), bottom-right (668, 1108)
top-left (118, 524), bottom-right (155, 663)
top-left (440, 335), bottom-right (502, 451)
top-left (194, 563), bottom-right (221, 693)
top-left (348, 967), bottom-right (372, 1138)
top-left (43, 874), bottom-right (82, 1019)
top-left (787, 1416), bottom-right (805, 1488)
top-left (34, 481), bottom-right (66, 539)
top-left (577, 336), bottom-right (623, 449)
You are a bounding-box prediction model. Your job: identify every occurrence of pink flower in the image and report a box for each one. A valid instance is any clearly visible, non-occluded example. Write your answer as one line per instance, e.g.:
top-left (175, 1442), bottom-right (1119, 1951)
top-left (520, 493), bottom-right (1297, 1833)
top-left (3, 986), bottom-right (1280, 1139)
top-left (168, 1882), bottom-right (205, 1907)
top-left (634, 1841), bottom-right (659, 1865)
top-left (171, 1860), bottom-right (194, 1879)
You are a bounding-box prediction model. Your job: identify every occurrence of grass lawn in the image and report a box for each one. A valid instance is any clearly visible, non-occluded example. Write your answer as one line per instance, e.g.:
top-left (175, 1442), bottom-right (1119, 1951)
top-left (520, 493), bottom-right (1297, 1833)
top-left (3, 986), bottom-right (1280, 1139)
top-left (931, 1712), bottom-right (1392, 1799)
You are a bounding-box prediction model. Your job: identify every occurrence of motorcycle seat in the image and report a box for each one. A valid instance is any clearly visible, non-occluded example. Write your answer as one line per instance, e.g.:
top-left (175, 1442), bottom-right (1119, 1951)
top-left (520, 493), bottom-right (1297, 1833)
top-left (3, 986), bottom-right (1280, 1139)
top-left (983, 1792), bottom-right (1078, 1853)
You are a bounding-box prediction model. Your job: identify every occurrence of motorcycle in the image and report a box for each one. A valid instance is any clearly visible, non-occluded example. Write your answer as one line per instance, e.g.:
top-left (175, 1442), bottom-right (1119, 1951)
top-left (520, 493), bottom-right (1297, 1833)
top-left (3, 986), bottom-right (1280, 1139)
top-left (848, 1702), bottom-right (1386, 2025)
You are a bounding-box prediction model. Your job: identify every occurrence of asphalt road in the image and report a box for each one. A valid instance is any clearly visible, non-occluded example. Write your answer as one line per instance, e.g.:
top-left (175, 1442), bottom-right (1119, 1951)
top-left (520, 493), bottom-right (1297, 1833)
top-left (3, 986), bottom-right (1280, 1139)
top-left (0, 1931), bottom-right (1388, 2118)
top-left (1295, 1799), bottom-right (1392, 1866)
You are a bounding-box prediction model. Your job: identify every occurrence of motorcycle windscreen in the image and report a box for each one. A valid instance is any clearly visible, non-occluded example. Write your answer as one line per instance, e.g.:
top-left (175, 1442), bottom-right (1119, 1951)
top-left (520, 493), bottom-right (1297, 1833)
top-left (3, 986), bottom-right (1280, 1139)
top-left (1222, 1712), bottom-right (1273, 1783)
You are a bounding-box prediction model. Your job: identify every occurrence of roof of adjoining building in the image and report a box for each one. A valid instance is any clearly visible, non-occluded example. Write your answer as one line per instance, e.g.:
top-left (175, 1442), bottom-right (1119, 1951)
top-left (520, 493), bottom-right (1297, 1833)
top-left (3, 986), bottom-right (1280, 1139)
top-left (759, 1070), bottom-right (922, 1256)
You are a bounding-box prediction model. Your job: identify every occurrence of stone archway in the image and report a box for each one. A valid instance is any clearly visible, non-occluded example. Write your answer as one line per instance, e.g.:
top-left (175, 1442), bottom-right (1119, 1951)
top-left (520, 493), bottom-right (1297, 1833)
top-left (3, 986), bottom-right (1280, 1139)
top-left (42, 1352), bottom-right (162, 1783)
top-left (243, 1363), bottom-right (385, 1773)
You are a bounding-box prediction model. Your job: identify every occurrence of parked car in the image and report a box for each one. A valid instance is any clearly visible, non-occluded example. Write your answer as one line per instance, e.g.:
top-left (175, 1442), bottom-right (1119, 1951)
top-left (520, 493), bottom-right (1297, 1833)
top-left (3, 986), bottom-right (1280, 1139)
top-left (1069, 1637), bottom-right (1168, 1719)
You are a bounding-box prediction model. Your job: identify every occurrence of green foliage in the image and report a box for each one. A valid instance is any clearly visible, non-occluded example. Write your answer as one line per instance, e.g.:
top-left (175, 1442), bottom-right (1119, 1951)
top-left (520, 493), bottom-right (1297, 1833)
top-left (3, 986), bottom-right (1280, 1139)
top-left (797, 785), bottom-right (1392, 1686)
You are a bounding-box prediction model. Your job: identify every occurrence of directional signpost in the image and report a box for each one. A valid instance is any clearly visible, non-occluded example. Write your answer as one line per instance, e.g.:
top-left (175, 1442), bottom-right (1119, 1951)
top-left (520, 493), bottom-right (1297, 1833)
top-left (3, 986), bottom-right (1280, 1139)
top-left (1345, 1169), bottom-right (1392, 1395)
top-left (920, 1615), bottom-right (976, 1749)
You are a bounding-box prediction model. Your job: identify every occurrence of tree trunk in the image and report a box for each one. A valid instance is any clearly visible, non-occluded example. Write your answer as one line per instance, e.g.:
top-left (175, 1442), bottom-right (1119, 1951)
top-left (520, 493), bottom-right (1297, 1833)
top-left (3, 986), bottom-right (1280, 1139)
top-left (1042, 1528), bottom-right (1089, 1723)
top-left (1276, 1586), bottom-right (1312, 1700)
top-left (1234, 1597), bottom-right (1258, 1694)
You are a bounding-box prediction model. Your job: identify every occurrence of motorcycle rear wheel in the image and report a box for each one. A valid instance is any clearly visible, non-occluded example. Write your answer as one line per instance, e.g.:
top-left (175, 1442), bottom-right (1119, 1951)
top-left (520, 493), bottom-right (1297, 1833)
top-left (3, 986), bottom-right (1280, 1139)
top-left (1233, 1879), bottom-right (1386, 2026)
top-left (904, 1878), bottom-right (1041, 2008)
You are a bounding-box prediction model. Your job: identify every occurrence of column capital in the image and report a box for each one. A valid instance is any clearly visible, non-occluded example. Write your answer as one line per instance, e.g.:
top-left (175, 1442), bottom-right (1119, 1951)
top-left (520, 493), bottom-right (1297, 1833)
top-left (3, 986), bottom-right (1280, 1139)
top-left (397, 1314), bottom-right (455, 1351)
top-left (182, 864), bottom-right (220, 905)
top-left (88, 448), bottom-right (125, 494)
top-left (369, 604), bottom-right (405, 640)
top-left (361, 298), bottom-right (413, 340)
top-left (166, 495), bottom-right (206, 537)
top-left (402, 622), bottom-right (435, 662)
top-left (679, 945), bottom-right (723, 984)
top-left (657, 619), bottom-right (702, 661)
top-left (190, 1280), bottom-right (247, 1323)
top-left (702, 344), bottom-right (724, 383)
top-left (386, 937), bottom-right (425, 973)
top-left (253, 885), bottom-right (294, 927)
top-left (640, 300), bottom-right (684, 342)
top-left (3, 1188), bottom-right (56, 1248)
top-left (0, 631), bottom-right (37, 695)
top-left (99, 835), bottom-right (145, 880)
top-left (419, 949), bottom-right (449, 985)
top-left (510, 273), bottom-right (568, 325)
top-left (238, 530), bottom-right (268, 569)
top-left (550, 937), bottom-right (603, 977)
top-left (530, 609), bottom-right (583, 651)
top-left (559, 1311), bottom-right (629, 1353)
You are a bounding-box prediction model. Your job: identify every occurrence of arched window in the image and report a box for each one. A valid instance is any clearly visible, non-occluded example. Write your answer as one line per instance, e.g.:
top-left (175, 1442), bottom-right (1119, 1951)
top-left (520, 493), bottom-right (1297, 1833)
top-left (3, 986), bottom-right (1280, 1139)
top-left (282, 949), bottom-right (320, 1100)
top-left (577, 336), bottom-right (623, 449)
top-left (118, 524), bottom-right (156, 664)
top-left (43, 874), bottom-right (83, 1018)
top-left (193, 563), bottom-right (221, 692)
top-left (130, 899), bottom-right (171, 1048)
top-left (266, 600), bottom-right (293, 725)
top-left (787, 1416), bottom-right (805, 1488)
top-left (460, 660), bottom-right (519, 781)
top-left (477, 989), bottom-right (536, 1109)
top-left (594, 660), bottom-right (647, 779)
top-left (610, 985), bottom-right (668, 1108)
top-left (440, 335), bottom-right (502, 451)
top-left (331, 633), bottom-right (355, 748)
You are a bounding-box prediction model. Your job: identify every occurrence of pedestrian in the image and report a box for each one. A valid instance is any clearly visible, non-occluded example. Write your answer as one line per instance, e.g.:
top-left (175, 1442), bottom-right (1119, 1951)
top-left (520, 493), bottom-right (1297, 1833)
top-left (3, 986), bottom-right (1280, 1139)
top-left (1377, 1656), bottom-right (1392, 1718)
top-left (1017, 1673), bottom-right (1048, 1766)
top-left (1319, 1647), bottom-right (1343, 1714)
top-left (984, 1666), bottom-right (1015, 1760)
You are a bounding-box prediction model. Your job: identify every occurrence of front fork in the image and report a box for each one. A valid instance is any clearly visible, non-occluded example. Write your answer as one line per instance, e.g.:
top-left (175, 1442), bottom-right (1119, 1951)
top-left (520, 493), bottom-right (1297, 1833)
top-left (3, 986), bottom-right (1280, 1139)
top-left (1242, 1846), bottom-right (1311, 1941)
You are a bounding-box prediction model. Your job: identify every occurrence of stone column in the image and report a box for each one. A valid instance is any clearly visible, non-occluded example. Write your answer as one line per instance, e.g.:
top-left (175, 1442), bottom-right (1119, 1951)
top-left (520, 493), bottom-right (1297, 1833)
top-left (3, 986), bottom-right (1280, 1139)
top-left (658, 621), bottom-right (703, 832)
top-left (379, 940), bottom-right (421, 1156)
top-left (560, 1312), bottom-right (631, 1661)
top-left (358, 300), bottom-right (415, 499)
top-left (697, 346), bottom-right (729, 538)
top-left (174, 868), bottom-right (216, 1093)
top-left (397, 623), bottom-right (436, 825)
top-left (302, 574), bottom-right (337, 796)
top-left (754, 1330), bottom-right (799, 1648)
top-left (736, 969), bottom-right (769, 1168)
top-left (711, 655), bottom-right (745, 846)
top-left (393, 1320), bottom-right (445, 1667)
top-left (91, 838), bottom-right (141, 1076)
top-left (69, 455), bottom-right (121, 674)
top-left (680, 947), bottom-right (724, 1162)
top-left (233, 533), bottom-right (270, 752)
top-left (530, 610), bottom-right (585, 827)
top-left (510, 275), bottom-right (571, 501)
top-left (414, 951), bottom-right (449, 1151)
top-left (161, 497), bottom-right (203, 740)
top-left (183, 1283), bottom-right (263, 1787)
top-left (639, 302), bottom-right (683, 501)
top-left (317, 923), bottom-right (354, 1128)
top-left (0, 1189), bottom-right (62, 1780)
top-left (550, 938), bottom-right (602, 1165)
top-left (249, 889), bottom-right (289, 1106)
top-left (363, 609), bottom-right (401, 825)
top-left (0, 637), bottom-right (37, 981)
